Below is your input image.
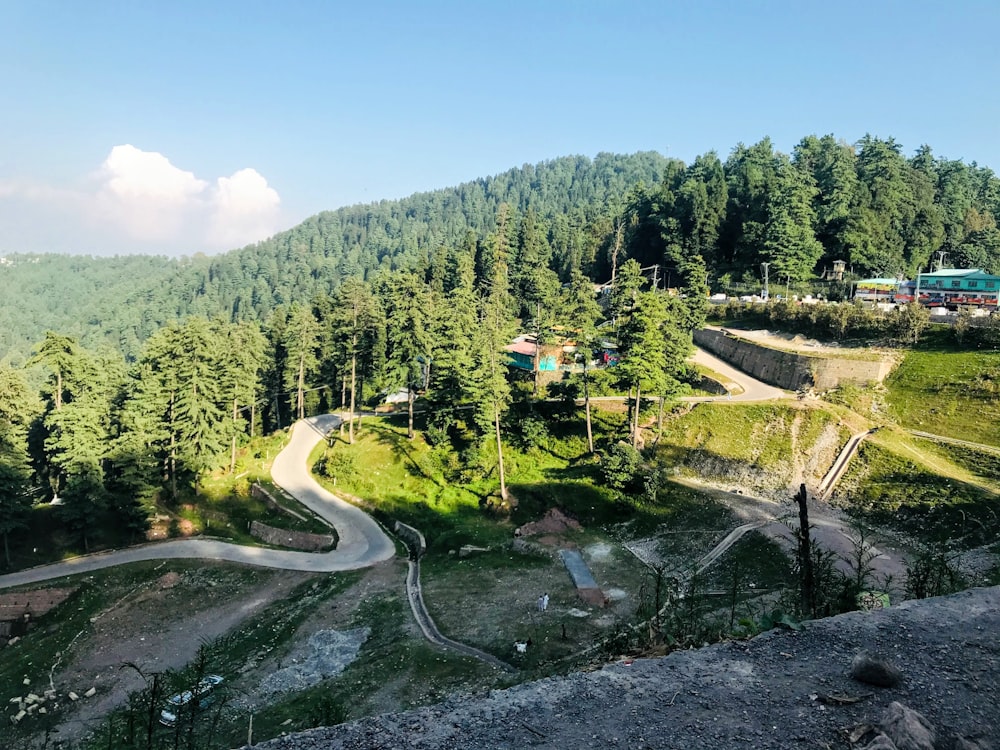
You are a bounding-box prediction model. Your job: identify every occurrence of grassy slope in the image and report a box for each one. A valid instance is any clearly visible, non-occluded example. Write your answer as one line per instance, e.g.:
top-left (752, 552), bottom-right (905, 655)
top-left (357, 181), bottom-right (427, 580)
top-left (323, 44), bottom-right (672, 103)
top-left (312, 411), bottom-right (633, 549)
top-left (886, 328), bottom-right (1000, 446)
top-left (655, 401), bottom-right (854, 494)
top-left (835, 428), bottom-right (1000, 549)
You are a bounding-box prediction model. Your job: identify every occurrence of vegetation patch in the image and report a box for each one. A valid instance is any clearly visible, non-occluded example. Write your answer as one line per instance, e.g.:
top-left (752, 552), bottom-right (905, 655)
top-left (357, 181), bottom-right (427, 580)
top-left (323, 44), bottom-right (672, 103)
top-left (834, 439), bottom-right (1000, 549)
top-left (653, 402), bottom-right (849, 495)
top-left (885, 329), bottom-right (1000, 445)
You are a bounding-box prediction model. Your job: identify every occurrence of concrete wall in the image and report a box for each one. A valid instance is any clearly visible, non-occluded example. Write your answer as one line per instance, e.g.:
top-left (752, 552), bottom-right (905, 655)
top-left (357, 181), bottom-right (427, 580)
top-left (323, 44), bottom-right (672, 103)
top-left (694, 328), bottom-right (893, 391)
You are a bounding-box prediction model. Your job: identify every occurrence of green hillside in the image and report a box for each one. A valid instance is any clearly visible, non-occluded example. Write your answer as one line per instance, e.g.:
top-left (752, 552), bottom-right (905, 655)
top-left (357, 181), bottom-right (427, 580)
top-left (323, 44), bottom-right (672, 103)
top-left (886, 328), bottom-right (1000, 446)
top-left (0, 152), bottom-right (672, 362)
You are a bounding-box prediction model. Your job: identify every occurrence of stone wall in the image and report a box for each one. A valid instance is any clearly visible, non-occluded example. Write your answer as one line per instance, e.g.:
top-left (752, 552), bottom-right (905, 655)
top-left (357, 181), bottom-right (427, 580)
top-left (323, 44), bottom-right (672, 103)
top-left (694, 328), bottom-right (894, 391)
top-left (394, 521), bottom-right (426, 558)
top-left (249, 521), bottom-right (334, 551)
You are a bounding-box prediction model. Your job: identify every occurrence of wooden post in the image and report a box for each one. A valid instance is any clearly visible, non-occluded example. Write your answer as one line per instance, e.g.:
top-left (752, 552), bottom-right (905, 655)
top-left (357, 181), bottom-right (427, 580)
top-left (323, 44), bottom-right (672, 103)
top-left (794, 483), bottom-right (815, 617)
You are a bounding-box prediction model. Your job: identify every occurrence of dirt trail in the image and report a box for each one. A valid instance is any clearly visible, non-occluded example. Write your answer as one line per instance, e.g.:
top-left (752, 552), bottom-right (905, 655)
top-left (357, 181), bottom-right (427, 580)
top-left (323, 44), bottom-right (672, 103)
top-left (674, 477), bottom-right (909, 587)
top-left (43, 568), bottom-right (311, 746)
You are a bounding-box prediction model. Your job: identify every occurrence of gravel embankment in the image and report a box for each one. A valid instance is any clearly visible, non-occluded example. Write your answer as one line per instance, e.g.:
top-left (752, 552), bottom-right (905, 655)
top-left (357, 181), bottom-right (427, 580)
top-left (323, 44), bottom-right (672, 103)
top-left (252, 586), bottom-right (1000, 749)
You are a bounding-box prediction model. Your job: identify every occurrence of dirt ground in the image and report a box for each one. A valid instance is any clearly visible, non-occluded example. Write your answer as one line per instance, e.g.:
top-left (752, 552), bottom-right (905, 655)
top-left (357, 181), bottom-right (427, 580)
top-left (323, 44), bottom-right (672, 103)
top-left (254, 584), bottom-right (1000, 750)
top-left (17, 526), bottom-right (651, 748)
top-left (38, 565), bottom-right (312, 745)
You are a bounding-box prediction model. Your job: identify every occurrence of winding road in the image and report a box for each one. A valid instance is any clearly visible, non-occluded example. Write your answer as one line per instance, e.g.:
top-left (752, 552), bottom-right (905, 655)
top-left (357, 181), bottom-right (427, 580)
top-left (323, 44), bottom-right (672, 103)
top-left (0, 415), bottom-right (395, 591)
top-left (686, 346), bottom-right (789, 402)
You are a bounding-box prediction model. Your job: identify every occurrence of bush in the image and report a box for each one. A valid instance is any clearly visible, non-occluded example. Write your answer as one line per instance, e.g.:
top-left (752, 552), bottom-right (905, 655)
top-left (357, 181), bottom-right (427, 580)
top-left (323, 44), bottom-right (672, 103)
top-left (601, 442), bottom-right (641, 491)
top-left (316, 451), bottom-right (358, 481)
top-left (515, 416), bottom-right (550, 450)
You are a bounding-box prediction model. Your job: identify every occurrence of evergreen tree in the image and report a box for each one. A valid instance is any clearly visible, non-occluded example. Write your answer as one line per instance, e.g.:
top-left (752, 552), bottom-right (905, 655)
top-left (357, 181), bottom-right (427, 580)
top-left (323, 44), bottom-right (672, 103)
top-left (762, 155), bottom-right (824, 284)
top-left (282, 304), bottom-right (321, 422)
top-left (616, 290), bottom-right (669, 448)
top-left (427, 251), bottom-right (478, 433)
top-left (561, 269), bottom-right (603, 453)
top-left (384, 272), bottom-right (432, 439)
top-left (331, 279), bottom-right (377, 443)
top-left (471, 205), bottom-right (517, 501)
top-left (0, 366), bottom-right (37, 565)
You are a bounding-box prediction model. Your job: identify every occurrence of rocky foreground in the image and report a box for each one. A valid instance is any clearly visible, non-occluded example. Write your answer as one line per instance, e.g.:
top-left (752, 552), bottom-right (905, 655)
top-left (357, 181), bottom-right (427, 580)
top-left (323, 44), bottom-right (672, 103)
top-left (252, 587), bottom-right (999, 749)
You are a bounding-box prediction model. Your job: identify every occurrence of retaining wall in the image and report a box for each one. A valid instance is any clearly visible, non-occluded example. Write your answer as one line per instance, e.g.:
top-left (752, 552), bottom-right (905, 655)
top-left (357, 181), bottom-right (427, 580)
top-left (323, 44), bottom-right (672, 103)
top-left (694, 328), bottom-right (894, 391)
top-left (249, 521), bottom-right (335, 551)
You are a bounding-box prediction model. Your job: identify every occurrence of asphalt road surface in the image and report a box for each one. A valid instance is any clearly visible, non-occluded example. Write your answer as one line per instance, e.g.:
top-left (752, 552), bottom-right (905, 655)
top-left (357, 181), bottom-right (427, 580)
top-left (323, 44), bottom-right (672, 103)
top-left (0, 414), bottom-right (395, 590)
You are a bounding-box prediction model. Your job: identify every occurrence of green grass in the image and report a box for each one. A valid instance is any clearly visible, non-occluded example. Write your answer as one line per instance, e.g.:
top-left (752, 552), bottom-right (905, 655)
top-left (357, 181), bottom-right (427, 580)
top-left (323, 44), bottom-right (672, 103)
top-left (836, 438), bottom-right (1000, 549)
top-left (655, 402), bottom-right (849, 480)
top-left (312, 411), bottom-right (623, 551)
top-left (886, 329), bottom-right (1000, 446)
top-left (929, 442), bottom-right (1000, 482)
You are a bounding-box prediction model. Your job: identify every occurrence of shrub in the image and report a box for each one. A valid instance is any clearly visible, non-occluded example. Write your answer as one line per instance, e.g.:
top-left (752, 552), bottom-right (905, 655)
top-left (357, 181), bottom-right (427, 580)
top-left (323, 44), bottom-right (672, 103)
top-left (601, 442), bottom-right (641, 491)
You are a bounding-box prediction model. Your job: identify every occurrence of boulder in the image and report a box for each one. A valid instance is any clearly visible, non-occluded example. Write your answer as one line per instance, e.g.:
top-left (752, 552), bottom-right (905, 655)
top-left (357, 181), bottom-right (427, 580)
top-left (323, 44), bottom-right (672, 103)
top-left (851, 651), bottom-right (903, 688)
top-left (880, 702), bottom-right (935, 750)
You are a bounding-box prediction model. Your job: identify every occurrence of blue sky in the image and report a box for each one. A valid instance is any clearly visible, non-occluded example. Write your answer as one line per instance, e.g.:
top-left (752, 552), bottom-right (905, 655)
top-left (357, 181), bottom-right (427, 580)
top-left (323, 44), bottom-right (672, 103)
top-left (2, 0), bottom-right (999, 256)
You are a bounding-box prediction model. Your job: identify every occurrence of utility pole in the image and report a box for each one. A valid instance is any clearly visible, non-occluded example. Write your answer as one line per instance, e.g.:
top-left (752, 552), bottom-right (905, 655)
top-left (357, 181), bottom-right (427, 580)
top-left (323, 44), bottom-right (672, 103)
top-left (761, 262), bottom-right (771, 301)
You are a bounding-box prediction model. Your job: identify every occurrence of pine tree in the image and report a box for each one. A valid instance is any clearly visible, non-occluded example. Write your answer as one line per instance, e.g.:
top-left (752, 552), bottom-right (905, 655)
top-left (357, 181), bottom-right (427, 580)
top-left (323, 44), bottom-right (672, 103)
top-left (0, 365), bottom-right (37, 566)
top-left (471, 205), bottom-right (518, 501)
top-left (332, 280), bottom-right (377, 443)
top-left (427, 251), bottom-right (478, 433)
top-left (562, 269), bottom-right (603, 453)
top-left (616, 291), bottom-right (669, 448)
top-left (282, 304), bottom-right (321, 422)
top-left (762, 155), bottom-right (824, 284)
top-left (385, 273), bottom-right (432, 439)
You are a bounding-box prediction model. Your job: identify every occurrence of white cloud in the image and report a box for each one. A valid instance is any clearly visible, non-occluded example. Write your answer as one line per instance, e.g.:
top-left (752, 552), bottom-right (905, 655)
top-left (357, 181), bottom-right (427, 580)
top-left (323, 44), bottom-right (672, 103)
top-left (207, 168), bottom-right (281, 248)
top-left (0, 144), bottom-right (282, 254)
top-left (95, 144), bottom-right (208, 242)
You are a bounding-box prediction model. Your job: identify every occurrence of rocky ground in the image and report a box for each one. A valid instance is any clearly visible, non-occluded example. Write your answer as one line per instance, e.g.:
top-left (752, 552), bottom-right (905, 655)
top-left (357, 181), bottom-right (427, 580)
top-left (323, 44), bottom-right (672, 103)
top-left (252, 585), bottom-right (1000, 750)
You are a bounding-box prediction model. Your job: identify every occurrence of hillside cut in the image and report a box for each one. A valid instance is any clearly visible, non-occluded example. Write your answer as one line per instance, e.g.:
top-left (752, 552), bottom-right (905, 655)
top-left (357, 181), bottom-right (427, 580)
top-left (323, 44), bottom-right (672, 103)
top-left (252, 586), bottom-right (999, 749)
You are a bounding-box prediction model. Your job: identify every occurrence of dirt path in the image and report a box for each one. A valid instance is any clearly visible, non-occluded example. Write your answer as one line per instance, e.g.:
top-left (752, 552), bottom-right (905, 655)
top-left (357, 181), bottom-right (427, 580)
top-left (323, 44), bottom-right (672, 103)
top-left (674, 477), bottom-right (909, 588)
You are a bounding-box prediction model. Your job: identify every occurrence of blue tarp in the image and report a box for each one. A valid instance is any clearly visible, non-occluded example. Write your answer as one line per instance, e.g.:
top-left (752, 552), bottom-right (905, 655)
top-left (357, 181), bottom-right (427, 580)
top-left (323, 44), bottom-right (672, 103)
top-left (559, 549), bottom-right (599, 589)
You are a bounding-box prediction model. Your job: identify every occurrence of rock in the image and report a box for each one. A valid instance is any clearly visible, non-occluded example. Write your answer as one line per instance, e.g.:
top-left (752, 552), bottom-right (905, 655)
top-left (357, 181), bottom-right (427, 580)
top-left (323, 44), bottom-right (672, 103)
top-left (953, 738), bottom-right (991, 750)
top-left (22, 677), bottom-right (30, 686)
top-left (38, 707), bottom-right (46, 715)
top-left (7, 636), bottom-right (19, 645)
top-left (25, 693), bottom-right (40, 704)
top-left (68, 692), bottom-right (79, 701)
top-left (84, 687), bottom-right (96, 698)
top-left (851, 651), bottom-right (903, 687)
top-left (863, 735), bottom-right (898, 750)
top-left (12, 709), bottom-right (25, 724)
top-left (880, 702), bottom-right (935, 750)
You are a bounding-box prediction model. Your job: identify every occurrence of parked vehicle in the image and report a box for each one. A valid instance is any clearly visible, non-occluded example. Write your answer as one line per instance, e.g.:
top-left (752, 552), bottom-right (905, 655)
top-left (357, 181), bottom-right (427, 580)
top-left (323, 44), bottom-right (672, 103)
top-left (159, 674), bottom-right (224, 727)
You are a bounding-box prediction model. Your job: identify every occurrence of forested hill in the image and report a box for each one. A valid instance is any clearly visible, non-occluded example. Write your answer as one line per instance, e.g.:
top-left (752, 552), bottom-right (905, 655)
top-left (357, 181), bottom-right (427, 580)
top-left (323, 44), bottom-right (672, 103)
top-left (0, 152), bottom-right (672, 362)
top-left (4, 136), bottom-right (1000, 363)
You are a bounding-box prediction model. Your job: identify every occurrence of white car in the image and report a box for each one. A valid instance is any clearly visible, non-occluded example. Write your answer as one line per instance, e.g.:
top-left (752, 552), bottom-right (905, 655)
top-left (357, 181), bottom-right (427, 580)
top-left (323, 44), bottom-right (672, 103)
top-left (159, 674), bottom-right (224, 727)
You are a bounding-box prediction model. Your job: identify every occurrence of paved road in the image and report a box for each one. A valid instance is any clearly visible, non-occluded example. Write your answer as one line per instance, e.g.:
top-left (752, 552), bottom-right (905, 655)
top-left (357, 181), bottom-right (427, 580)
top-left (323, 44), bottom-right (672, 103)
top-left (0, 415), bottom-right (395, 590)
top-left (685, 346), bottom-right (790, 402)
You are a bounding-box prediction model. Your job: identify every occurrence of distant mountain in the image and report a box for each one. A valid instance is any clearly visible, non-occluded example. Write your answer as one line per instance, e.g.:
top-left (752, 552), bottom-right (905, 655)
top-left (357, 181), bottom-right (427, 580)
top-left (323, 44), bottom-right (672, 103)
top-left (0, 152), bottom-right (673, 362)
